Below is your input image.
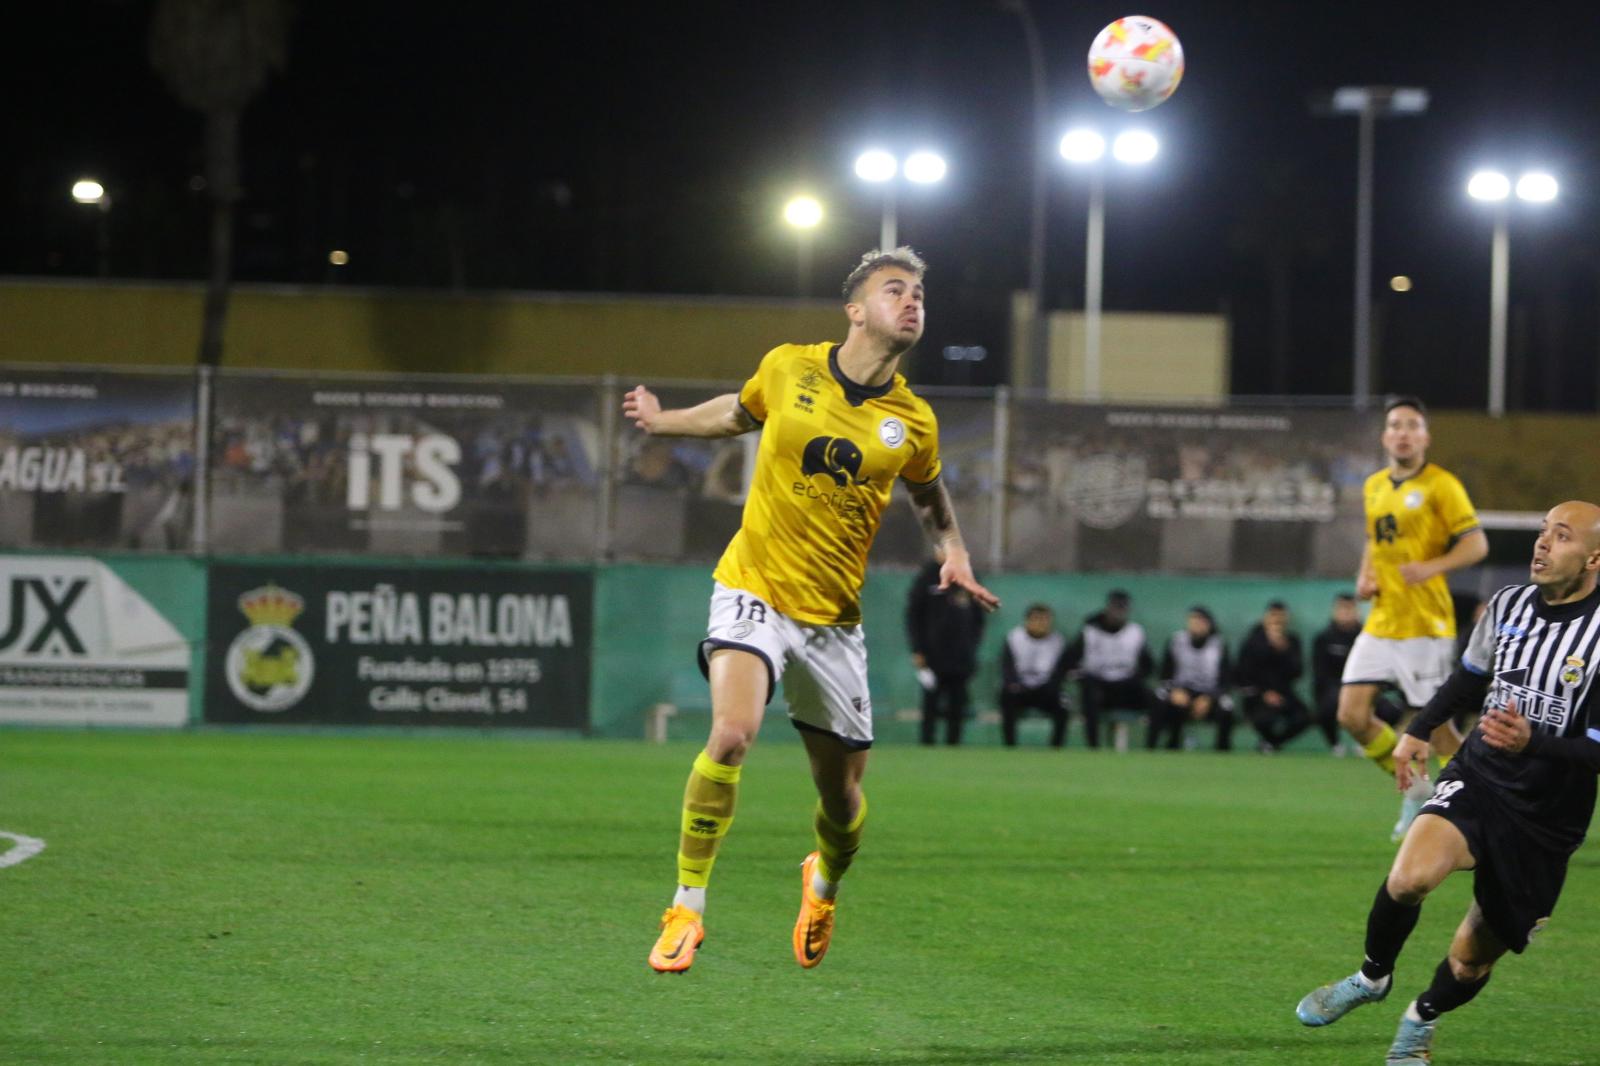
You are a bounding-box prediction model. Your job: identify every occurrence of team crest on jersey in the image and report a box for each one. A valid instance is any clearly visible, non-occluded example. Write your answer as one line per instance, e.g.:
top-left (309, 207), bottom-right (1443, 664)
top-left (1404, 489), bottom-right (1424, 509)
top-left (1561, 656), bottom-right (1585, 687)
top-left (796, 367), bottom-right (825, 391)
top-left (878, 418), bottom-right (906, 448)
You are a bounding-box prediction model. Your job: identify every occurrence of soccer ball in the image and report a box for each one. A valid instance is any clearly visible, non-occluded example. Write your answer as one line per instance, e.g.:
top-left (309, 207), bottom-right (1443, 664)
top-left (1088, 16), bottom-right (1184, 112)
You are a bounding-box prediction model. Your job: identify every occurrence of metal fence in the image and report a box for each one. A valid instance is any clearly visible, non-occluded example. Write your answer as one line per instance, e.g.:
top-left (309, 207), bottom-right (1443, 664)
top-left (0, 364), bottom-right (1384, 576)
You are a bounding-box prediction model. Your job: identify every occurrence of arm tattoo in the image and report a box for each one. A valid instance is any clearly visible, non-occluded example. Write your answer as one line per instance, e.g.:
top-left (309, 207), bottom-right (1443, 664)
top-left (910, 480), bottom-right (962, 551)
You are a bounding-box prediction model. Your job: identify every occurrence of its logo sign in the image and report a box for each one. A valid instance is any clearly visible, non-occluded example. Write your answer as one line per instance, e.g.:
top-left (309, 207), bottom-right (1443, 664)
top-left (0, 577), bottom-right (88, 655)
top-left (1374, 514), bottom-right (1398, 545)
top-left (802, 436), bottom-right (870, 487)
top-left (347, 434), bottom-right (462, 514)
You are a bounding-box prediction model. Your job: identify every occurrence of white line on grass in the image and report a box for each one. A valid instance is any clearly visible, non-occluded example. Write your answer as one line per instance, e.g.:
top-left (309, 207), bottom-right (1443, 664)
top-left (0, 831), bottom-right (46, 869)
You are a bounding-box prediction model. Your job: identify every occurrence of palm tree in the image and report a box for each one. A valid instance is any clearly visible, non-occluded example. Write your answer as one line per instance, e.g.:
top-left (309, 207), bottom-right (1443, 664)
top-left (149, 0), bottom-right (292, 366)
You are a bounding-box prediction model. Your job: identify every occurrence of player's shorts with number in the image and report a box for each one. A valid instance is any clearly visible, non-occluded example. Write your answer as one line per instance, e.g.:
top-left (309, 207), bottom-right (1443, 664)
top-left (1340, 631), bottom-right (1456, 707)
top-left (697, 582), bottom-right (873, 749)
top-left (1419, 765), bottom-right (1570, 953)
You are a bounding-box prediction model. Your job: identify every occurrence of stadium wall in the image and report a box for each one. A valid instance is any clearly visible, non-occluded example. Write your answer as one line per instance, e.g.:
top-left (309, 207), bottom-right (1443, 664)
top-left (0, 278), bottom-right (842, 380)
top-left (0, 552), bottom-right (1348, 744)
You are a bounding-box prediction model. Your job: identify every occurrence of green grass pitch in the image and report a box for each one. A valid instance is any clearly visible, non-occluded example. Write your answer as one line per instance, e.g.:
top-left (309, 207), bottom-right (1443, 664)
top-left (2, 730), bottom-right (1595, 1065)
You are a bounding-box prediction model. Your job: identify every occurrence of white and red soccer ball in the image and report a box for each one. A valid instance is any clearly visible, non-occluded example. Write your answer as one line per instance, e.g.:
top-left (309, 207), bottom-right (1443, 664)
top-left (1088, 16), bottom-right (1184, 112)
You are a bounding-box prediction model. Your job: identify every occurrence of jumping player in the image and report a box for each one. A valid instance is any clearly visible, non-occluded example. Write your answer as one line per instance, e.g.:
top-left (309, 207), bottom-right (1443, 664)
top-left (626, 248), bottom-right (999, 974)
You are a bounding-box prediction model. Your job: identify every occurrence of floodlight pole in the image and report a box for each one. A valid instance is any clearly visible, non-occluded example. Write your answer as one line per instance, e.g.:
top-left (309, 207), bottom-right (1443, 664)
top-left (1084, 166), bottom-right (1106, 401)
top-left (1353, 102), bottom-right (1376, 407)
top-left (1314, 86), bottom-right (1429, 409)
top-left (1488, 204), bottom-right (1509, 417)
top-left (880, 186), bottom-right (897, 251)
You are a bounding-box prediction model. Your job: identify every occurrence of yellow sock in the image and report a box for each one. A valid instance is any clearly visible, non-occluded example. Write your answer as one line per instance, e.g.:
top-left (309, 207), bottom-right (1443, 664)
top-left (814, 795), bottom-right (868, 884)
top-left (1363, 724), bottom-right (1398, 775)
top-left (1434, 751), bottom-right (1453, 773)
top-left (676, 751), bottom-right (740, 888)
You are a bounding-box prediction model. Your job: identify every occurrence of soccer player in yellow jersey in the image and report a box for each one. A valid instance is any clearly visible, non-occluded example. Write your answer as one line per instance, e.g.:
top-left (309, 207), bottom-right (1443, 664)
top-left (1338, 396), bottom-right (1488, 841)
top-left (624, 248), bottom-right (999, 974)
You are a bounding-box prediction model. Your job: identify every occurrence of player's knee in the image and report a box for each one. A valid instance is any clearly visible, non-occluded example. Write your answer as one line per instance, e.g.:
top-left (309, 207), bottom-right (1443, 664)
top-left (1384, 869), bottom-right (1438, 906)
top-left (705, 722), bottom-right (758, 763)
top-left (1335, 695), bottom-right (1369, 733)
top-left (1447, 953), bottom-right (1495, 982)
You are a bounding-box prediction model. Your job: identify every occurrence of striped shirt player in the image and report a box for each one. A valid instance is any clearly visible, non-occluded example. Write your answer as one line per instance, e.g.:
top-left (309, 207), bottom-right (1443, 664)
top-left (626, 248), bottom-right (998, 975)
top-left (1297, 500), bottom-right (1600, 1065)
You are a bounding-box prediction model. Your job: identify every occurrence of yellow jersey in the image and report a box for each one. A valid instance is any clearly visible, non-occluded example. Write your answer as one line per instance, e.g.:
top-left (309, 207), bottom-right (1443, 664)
top-left (712, 342), bottom-right (942, 626)
top-left (1361, 463), bottom-right (1479, 640)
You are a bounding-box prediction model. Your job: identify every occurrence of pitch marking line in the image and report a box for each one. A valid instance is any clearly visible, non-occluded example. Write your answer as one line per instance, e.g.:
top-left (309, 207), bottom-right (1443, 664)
top-left (0, 831), bottom-right (47, 869)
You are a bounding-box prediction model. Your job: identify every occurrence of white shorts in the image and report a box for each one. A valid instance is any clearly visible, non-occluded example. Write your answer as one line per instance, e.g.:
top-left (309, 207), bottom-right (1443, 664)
top-left (1340, 631), bottom-right (1457, 708)
top-left (698, 582), bottom-right (873, 749)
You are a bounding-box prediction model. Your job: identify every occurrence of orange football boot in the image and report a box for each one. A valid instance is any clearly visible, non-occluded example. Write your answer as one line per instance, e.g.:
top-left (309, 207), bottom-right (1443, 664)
top-left (792, 852), bottom-right (837, 969)
top-left (648, 904), bottom-right (705, 973)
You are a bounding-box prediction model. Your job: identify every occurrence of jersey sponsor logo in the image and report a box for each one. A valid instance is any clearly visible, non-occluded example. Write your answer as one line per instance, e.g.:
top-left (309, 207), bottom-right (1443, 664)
top-left (1374, 513), bottom-right (1398, 545)
top-left (878, 418), bottom-right (906, 448)
top-left (1489, 666), bottom-right (1572, 731)
top-left (801, 436), bottom-right (871, 487)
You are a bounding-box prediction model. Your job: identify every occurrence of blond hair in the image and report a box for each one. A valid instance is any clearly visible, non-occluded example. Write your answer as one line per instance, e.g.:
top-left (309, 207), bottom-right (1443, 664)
top-left (841, 246), bottom-right (927, 301)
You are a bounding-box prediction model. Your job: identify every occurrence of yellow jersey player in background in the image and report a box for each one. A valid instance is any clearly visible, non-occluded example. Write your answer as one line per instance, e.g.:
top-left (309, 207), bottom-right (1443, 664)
top-left (624, 247), bottom-right (999, 974)
top-left (1338, 396), bottom-right (1488, 841)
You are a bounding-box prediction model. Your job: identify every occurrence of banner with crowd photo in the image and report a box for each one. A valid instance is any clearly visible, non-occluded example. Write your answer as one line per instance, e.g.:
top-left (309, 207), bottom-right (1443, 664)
top-left (208, 373), bottom-right (602, 558)
top-left (0, 555), bottom-right (195, 727)
top-left (204, 561), bottom-right (593, 729)
top-left (0, 367), bottom-right (196, 551)
top-left (1005, 403), bottom-right (1383, 576)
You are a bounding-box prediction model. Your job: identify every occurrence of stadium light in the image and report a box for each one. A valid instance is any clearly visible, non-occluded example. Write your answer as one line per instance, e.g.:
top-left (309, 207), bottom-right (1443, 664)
top-left (70, 177), bottom-right (112, 277)
top-left (782, 196), bottom-right (824, 299)
top-left (1057, 127), bottom-right (1163, 400)
top-left (782, 196), bottom-right (823, 229)
top-left (1111, 130), bottom-right (1159, 165)
top-left (1311, 86), bottom-right (1430, 407)
top-left (1468, 166), bottom-right (1559, 416)
top-left (852, 149), bottom-right (945, 250)
top-left (903, 151), bottom-right (947, 185)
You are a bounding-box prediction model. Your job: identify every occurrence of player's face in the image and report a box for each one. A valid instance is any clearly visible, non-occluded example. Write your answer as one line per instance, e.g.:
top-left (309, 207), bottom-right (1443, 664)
top-left (1531, 503), bottom-right (1600, 589)
top-left (1381, 406), bottom-right (1430, 465)
top-left (851, 268), bottom-right (925, 352)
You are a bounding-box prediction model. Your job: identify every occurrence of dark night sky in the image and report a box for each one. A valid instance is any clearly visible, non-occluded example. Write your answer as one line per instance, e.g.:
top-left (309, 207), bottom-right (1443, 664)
top-left (8, 1), bottom-right (1600, 407)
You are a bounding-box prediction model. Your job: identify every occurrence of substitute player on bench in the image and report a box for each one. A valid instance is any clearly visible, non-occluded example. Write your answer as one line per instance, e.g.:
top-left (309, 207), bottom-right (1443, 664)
top-left (625, 248), bottom-right (998, 974)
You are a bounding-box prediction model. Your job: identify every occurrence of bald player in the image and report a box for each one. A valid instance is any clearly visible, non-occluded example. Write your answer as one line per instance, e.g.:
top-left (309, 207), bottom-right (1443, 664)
top-left (1297, 501), bottom-right (1600, 1065)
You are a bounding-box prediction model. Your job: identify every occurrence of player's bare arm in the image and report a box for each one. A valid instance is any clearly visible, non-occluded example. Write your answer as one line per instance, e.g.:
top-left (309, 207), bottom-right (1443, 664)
top-left (908, 481), bottom-right (1000, 611)
top-left (1356, 541), bottom-right (1378, 600)
top-left (1397, 529), bottom-right (1489, 586)
top-left (623, 386), bottom-right (756, 438)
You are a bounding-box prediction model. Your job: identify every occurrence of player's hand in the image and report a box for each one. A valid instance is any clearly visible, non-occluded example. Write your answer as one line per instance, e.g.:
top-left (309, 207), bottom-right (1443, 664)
top-left (938, 548), bottom-right (1000, 612)
top-left (1356, 571), bottom-right (1379, 600)
top-left (1398, 561), bottom-right (1436, 586)
top-left (1394, 733), bottom-right (1431, 793)
top-left (1480, 697), bottom-right (1532, 754)
top-left (622, 385), bottom-right (661, 432)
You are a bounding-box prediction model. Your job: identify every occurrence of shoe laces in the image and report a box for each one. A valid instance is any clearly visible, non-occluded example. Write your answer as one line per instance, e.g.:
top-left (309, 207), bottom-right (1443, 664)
top-left (660, 905), bottom-right (700, 933)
